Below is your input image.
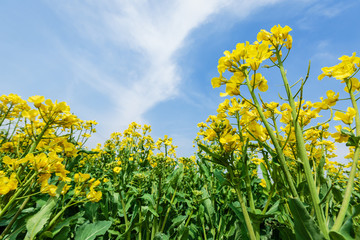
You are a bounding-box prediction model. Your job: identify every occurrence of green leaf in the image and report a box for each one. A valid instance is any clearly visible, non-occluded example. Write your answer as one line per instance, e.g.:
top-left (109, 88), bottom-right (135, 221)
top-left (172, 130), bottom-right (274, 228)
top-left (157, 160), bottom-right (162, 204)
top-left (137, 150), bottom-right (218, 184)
top-left (154, 232), bottom-right (170, 240)
top-left (7, 224), bottom-right (26, 240)
top-left (141, 193), bottom-right (156, 207)
top-left (172, 215), bottom-right (188, 226)
top-left (288, 198), bottom-right (326, 240)
top-left (167, 165), bottom-right (184, 188)
top-left (25, 182), bottom-right (64, 240)
top-left (84, 202), bottom-right (99, 222)
top-left (277, 225), bottom-right (296, 240)
top-left (198, 144), bottom-right (228, 167)
top-left (329, 231), bottom-right (348, 240)
top-left (228, 202), bottom-right (249, 240)
top-left (316, 155), bottom-right (327, 185)
top-left (52, 211), bottom-right (84, 236)
top-left (177, 225), bottom-right (189, 240)
top-left (332, 185), bottom-right (343, 203)
top-left (198, 144), bottom-right (222, 160)
top-left (329, 216), bottom-right (356, 240)
top-left (53, 226), bottom-right (71, 240)
top-left (351, 204), bottom-right (360, 217)
top-left (142, 206), bottom-right (159, 217)
top-left (341, 129), bottom-right (355, 137)
top-left (266, 200), bottom-right (280, 215)
top-left (201, 188), bottom-right (215, 228)
top-left (74, 221), bottom-right (112, 240)
top-left (198, 160), bottom-right (210, 179)
top-left (214, 169), bottom-right (229, 186)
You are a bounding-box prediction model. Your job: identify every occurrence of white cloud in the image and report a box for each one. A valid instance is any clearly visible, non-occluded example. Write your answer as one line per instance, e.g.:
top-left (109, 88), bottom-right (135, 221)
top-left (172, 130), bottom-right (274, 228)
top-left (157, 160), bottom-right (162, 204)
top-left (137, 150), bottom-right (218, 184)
top-left (47, 0), bottom-right (287, 145)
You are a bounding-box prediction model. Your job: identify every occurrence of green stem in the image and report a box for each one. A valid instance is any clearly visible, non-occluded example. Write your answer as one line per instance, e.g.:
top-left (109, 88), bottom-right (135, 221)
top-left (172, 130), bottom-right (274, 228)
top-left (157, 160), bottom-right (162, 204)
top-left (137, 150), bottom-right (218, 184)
top-left (46, 198), bottom-right (75, 231)
top-left (119, 190), bottom-right (130, 240)
top-left (261, 183), bottom-right (275, 215)
top-left (160, 188), bottom-right (177, 232)
top-left (276, 54), bottom-right (328, 238)
top-left (0, 173), bottom-right (37, 219)
top-left (243, 148), bottom-right (256, 212)
top-left (0, 105), bottom-right (13, 127)
top-left (138, 199), bottom-right (142, 240)
top-left (185, 209), bottom-right (194, 227)
top-left (244, 73), bottom-right (298, 198)
top-left (26, 120), bottom-right (53, 155)
top-left (151, 175), bottom-right (162, 239)
top-left (0, 196), bottom-right (30, 240)
top-left (202, 221), bottom-right (208, 240)
top-left (332, 86), bottom-right (360, 231)
top-left (227, 167), bottom-right (257, 240)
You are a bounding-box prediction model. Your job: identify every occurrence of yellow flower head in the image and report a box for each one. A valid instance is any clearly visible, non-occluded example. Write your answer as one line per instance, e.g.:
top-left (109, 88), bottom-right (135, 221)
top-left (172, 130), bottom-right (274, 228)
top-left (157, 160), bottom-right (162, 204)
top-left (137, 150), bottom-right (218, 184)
top-left (28, 95), bottom-right (45, 108)
top-left (113, 166), bottom-right (122, 174)
top-left (334, 107), bottom-right (356, 125)
top-left (318, 52), bottom-right (360, 81)
top-left (74, 172), bottom-right (91, 183)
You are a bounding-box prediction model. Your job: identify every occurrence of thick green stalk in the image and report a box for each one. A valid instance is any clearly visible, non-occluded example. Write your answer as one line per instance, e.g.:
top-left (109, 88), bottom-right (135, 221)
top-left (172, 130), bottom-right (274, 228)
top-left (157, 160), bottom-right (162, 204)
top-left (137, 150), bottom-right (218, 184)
top-left (227, 167), bottom-right (257, 240)
top-left (160, 188), bottom-right (177, 232)
top-left (332, 86), bottom-right (360, 231)
top-left (138, 200), bottom-right (142, 240)
top-left (0, 196), bottom-right (30, 240)
top-left (27, 120), bottom-right (52, 155)
top-left (46, 198), bottom-right (75, 231)
top-left (261, 183), bottom-right (275, 215)
top-left (244, 157), bottom-right (256, 211)
top-left (119, 191), bottom-right (130, 240)
top-left (277, 56), bottom-right (328, 238)
top-left (202, 221), bottom-right (208, 240)
top-left (244, 76), bottom-right (298, 198)
top-left (184, 209), bottom-right (194, 227)
top-left (151, 175), bottom-right (162, 239)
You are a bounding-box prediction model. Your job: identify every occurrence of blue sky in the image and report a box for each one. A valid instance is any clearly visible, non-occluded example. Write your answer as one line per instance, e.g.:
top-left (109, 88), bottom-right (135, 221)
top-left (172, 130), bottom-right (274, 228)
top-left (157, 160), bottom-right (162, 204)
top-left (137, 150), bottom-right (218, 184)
top-left (1, 0), bottom-right (359, 157)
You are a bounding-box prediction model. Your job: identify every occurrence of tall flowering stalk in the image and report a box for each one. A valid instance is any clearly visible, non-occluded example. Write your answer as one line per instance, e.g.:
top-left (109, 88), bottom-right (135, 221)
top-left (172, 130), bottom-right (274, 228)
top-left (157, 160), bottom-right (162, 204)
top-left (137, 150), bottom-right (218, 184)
top-left (209, 24), bottom-right (360, 239)
top-left (319, 53), bottom-right (360, 231)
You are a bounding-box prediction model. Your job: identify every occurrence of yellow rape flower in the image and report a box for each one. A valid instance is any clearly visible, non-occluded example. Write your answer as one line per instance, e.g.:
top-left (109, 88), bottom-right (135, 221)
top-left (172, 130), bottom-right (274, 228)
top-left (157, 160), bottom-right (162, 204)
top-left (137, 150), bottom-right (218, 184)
top-left (61, 184), bottom-right (71, 195)
top-left (313, 90), bottom-right (339, 110)
top-left (318, 52), bottom-right (360, 81)
top-left (221, 81), bottom-right (240, 97)
top-left (269, 25), bottom-right (292, 48)
top-left (211, 77), bottom-right (223, 88)
top-left (257, 29), bottom-right (271, 42)
top-left (334, 107), bottom-right (356, 125)
top-left (0, 173), bottom-right (18, 195)
top-left (250, 73), bottom-right (268, 92)
top-left (40, 182), bottom-right (57, 197)
top-left (87, 189), bottom-right (102, 202)
top-left (74, 172), bottom-right (91, 183)
top-left (244, 42), bottom-right (272, 70)
top-left (28, 95), bottom-right (45, 108)
top-left (22, 109), bottom-right (39, 121)
top-left (2, 156), bottom-right (26, 170)
top-left (331, 125), bottom-right (351, 143)
top-left (113, 167), bottom-right (122, 174)
top-left (260, 179), bottom-right (267, 188)
top-left (345, 78), bottom-right (360, 92)
top-left (219, 133), bottom-right (240, 152)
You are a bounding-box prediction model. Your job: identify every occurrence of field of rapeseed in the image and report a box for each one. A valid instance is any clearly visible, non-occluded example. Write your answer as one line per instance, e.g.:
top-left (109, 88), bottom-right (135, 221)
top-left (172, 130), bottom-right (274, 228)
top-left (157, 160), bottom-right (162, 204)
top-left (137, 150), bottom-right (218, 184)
top-left (1, 25), bottom-right (360, 240)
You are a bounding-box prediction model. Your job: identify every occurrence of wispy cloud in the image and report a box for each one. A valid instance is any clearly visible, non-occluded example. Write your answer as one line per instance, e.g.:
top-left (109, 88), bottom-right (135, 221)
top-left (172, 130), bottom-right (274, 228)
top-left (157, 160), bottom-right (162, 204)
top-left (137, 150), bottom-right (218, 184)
top-left (297, 0), bottom-right (357, 30)
top-left (48, 0), bottom-right (285, 143)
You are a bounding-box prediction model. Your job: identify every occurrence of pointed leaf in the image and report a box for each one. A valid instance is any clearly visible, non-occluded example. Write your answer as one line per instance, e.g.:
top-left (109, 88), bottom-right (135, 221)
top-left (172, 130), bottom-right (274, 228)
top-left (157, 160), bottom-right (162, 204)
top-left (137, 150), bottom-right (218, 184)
top-left (74, 221), bottom-right (112, 240)
top-left (288, 198), bottom-right (326, 240)
top-left (25, 182), bottom-right (64, 240)
top-left (141, 193), bottom-right (156, 207)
